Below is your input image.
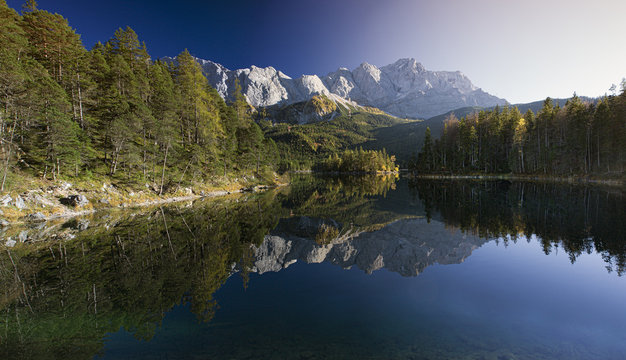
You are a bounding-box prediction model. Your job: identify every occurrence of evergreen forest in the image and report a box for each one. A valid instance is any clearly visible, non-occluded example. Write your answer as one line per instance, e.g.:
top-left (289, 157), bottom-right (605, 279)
top-left (412, 94), bottom-right (626, 177)
top-left (0, 1), bottom-right (279, 193)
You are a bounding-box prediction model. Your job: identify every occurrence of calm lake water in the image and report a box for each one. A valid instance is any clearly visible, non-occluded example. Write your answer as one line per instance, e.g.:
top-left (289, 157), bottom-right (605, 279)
top-left (1, 175), bottom-right (625, 359)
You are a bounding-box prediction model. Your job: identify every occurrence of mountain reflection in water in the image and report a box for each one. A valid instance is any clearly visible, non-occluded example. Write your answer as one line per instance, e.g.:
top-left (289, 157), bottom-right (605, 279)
top-left (0, 175), bottom-right (624, 359)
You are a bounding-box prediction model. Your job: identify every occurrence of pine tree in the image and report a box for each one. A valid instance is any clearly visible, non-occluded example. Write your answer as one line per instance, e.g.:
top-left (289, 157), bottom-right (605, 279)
top-left (418, 127), bottom-right (433, 172)
top-left (236, 121), bottom-right (264, 172)
top-left (0, 0), bottom-right (30, 189)
top-left (513, 117), bottom-right (528, 173)
top-left (149, 61), bottom-right (178, 189)
top-left (23, 63), bottom-right (82, 179)
top-left (21, 2), bottom-right (84, 86)
top-left (175, 49), bottom-right (222, 177)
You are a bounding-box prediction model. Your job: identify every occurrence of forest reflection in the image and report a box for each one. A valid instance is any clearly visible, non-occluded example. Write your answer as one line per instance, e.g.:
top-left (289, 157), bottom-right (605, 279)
top-left (0, 192), bottom-right (283, 359)
top-left (409, 179), bottom-right (626, 275)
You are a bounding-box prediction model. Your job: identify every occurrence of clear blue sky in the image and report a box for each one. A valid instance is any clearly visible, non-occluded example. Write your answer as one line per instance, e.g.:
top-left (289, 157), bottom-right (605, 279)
top-left (7, 0), bottom-right (625, 103)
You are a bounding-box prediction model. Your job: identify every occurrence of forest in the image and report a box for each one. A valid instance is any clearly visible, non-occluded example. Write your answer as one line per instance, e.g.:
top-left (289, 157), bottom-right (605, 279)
top-left (412, 92), bottom-right (626, 176)
top-left (313, 148), bottom-right (398, 173)
top-left (0, 1), bottom-right (279, 193)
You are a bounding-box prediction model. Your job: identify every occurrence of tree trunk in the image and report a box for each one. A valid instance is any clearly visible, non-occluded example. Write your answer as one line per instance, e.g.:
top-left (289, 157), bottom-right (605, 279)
top-left (596, 134), bottom-right (600, 170)
top-left (178, 156), bottom-right (194, 187)
top-left (1, 122), bottom-right (17, 191)
top-left (159, 144), bottom-right (169, 196)
top-left (77, 72), bottom-right (85, 129)
top-left (111, 151), bottom-right (119, 175)
top-left (142, 128), bottom-right (147, 180)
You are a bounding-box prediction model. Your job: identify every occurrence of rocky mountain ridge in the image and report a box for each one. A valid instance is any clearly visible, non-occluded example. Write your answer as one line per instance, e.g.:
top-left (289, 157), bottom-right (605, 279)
top-left (193, 57), bottom-right (507, 119)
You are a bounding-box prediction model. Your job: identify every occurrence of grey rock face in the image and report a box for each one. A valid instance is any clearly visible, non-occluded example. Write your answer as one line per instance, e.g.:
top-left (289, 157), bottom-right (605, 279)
top-left (251, 217), bottom-right (487, 277)
top-left (0, 195), bottom-right (11, 206)
top-left (323, 58), bottom-right (507, 119)
top-left (195, 61), bottom-right (330, 108)
top-left (193, 57), bottom-right (506, 119)
top-left (13, 196), bottom-right (25, 209)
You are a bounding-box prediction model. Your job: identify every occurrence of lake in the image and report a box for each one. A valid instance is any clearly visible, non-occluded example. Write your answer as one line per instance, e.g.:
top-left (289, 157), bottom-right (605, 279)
top-left (1, 175), bottom-right (625, 359)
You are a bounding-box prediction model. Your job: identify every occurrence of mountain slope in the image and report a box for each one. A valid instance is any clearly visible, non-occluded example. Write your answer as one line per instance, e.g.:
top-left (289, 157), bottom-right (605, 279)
top-left (261, 100), bottom-right (418, 169)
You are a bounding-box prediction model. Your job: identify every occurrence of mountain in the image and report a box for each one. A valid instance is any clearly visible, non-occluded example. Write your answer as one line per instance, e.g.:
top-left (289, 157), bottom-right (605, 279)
top-left (193, 57), bottom-right (507, 120)
top-left (195, 58), bottom-right (335, 107)
top-left (324, 58), bottom-right (507, 119)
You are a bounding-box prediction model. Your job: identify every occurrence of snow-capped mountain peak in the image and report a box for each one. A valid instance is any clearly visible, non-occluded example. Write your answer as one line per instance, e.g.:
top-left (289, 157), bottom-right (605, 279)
top-left (191, 57), bottom-right (506, 119)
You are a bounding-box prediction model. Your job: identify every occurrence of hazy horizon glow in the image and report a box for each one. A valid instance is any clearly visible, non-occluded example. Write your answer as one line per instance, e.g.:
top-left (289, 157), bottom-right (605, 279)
top-left (7, 0), bottom-right (625, 103)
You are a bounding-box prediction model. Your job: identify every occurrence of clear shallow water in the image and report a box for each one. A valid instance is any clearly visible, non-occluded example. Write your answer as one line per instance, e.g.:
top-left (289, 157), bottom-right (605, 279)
top-left (1, 176), bottom-right (625, 359)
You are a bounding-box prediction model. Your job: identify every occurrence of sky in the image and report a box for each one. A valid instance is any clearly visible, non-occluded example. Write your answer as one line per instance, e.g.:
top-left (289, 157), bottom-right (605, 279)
top-left (6, 0), bottom-right (625, 103)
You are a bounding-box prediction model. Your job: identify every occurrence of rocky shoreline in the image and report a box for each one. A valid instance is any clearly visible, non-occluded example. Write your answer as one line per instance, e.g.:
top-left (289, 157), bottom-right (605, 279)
top-left (0, 179), bottom-right (282, 226)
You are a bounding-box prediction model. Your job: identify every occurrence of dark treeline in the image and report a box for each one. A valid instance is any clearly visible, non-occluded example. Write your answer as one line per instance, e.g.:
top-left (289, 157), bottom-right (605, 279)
top-left (412, 91), bottom-right (626, 176)
top-left (409, 179), bottom-right (626, 275)
top-left (0, 1), bottom-right (278, 192)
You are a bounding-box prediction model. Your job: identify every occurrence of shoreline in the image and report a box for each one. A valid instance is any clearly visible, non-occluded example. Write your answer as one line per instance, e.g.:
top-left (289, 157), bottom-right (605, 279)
top-left (1, 182), bottom-right (287, 226)
top-left (407, 173), bottom-right (624, 187)
top-left (291, 170), bottom-right (399, 175)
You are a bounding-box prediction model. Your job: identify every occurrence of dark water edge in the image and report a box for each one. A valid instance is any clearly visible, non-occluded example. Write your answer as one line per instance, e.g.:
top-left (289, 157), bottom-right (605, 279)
top-left (409, 173), bottom-right (624, 187)
top-left (0, 175), bottom-right (624, 360)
